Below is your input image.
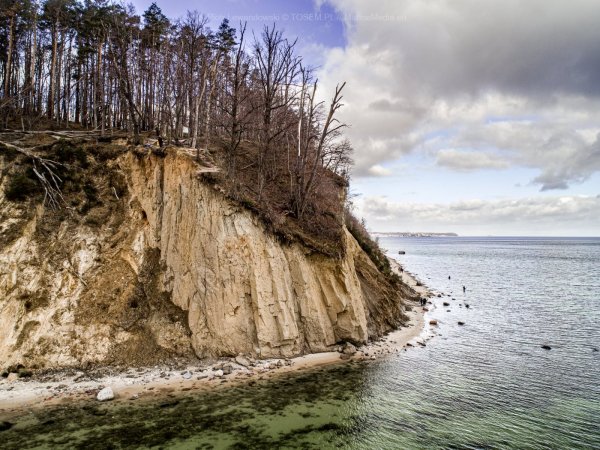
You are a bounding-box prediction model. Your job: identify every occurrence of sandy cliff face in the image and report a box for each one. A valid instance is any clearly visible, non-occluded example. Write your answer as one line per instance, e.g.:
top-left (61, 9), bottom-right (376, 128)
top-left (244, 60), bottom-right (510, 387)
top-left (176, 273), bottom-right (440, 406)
top-left (0, 147), bottom-right (412, 370)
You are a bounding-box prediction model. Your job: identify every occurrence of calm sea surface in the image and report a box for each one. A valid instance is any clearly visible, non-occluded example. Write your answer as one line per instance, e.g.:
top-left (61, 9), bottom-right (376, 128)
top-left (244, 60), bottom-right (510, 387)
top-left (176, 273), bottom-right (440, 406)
top-left (3, 237), bottom-right (600, 449)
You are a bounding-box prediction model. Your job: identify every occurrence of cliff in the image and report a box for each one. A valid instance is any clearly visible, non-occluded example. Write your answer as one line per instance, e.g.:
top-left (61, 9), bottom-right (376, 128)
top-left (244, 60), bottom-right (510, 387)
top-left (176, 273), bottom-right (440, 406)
top-left (0, 138), bottom-right (415, 371)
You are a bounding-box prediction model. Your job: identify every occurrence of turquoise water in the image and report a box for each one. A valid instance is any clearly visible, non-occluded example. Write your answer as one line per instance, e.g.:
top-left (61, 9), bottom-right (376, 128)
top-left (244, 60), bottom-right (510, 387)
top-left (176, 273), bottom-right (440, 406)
top-left (2, 237), bottom-right (599, 449)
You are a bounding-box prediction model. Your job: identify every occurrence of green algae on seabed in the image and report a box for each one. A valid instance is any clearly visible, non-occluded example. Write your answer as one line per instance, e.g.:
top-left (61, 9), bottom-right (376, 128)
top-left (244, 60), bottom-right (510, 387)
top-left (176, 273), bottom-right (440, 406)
top-left (0, 362), bottom-right (371, 450)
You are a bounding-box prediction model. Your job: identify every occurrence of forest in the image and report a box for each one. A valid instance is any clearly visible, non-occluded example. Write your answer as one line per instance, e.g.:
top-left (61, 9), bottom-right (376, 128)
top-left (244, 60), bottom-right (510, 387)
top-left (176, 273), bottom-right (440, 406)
top-left (0, 1), bottom-right (385, 260)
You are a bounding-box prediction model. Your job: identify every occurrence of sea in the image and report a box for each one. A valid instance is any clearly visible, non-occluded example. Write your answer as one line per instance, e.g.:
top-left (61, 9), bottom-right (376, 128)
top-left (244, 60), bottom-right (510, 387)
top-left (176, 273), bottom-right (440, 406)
top-left (2, 236), bottom-right (599, 449)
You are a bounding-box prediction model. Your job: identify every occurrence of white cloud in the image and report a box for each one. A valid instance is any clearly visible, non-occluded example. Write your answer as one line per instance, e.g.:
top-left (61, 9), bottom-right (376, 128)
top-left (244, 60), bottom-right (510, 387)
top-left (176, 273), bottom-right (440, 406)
top-left (367, 164), bottom-right (392, 177)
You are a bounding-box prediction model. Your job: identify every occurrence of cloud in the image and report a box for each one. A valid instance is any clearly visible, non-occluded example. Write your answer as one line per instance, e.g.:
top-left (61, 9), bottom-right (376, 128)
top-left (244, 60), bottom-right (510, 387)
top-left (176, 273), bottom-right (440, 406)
top-left (435, 149), bottom-right (510, 171)
top-left (317, 0), bottom-right (600, 189)
top-left (366, 164), bottom-right (392, 177)
top-left (355, 195), bottom-right (600, 235)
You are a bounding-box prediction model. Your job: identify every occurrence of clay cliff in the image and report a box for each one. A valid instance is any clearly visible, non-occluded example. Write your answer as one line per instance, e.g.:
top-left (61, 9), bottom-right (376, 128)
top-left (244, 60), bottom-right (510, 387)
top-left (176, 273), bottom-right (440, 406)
top-left (0, 137), bottom-right (415, 371)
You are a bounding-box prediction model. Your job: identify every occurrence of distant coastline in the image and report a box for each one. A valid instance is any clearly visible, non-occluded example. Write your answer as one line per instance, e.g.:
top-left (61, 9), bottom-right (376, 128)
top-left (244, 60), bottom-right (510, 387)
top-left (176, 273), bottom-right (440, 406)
top-left (372, 232), bottom-right (459, 238)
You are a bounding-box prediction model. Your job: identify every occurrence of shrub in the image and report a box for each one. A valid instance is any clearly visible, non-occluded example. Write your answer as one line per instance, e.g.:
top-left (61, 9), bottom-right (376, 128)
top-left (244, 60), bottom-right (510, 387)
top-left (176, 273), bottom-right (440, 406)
top-left (5, 170), bottom-right (40, 201)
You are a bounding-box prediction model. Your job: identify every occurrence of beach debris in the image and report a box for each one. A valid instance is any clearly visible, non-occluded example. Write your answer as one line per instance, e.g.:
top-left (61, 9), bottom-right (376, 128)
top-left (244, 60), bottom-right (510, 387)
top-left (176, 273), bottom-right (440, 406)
top-left (429, 320), bottom-right (438, 326)
top-left (235, 355), bottom-right (251, 367)
top-left (457, 321), bottom-right (465, 326)
top-left (541, 345), bottom-right (552, 350)
top-left (182, 371), bottom-right (192, 379)
top-left (0, 421), bottom-right (13, 432)
top-left (96, 387), bottom-right (115, 401)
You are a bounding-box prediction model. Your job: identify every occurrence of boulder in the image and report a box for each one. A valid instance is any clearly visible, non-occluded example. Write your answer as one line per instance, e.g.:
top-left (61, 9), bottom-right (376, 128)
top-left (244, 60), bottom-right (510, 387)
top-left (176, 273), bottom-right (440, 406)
top-left (96, 387), bottom-right (114, 402)
top-left (429, 320), bottom-right (438, 326)
top-left (342, 343), bottom-right (357, 355)
top-left (213, 369), bottom-right (224, 378)
top-left (222, 364), bottom-right (233, 375)
top-left (182, 371), bottom-right (192, 380)
top-left (235, 356), bottom-right (251, 367)
top-left (443, 302), bottom-right (450, 306)
top-left (6, 373), bottom-right (18, 382)
top-left (457, 321), bottom-right (465, 326)
top-left (541, 345), bottom-right (552, 350)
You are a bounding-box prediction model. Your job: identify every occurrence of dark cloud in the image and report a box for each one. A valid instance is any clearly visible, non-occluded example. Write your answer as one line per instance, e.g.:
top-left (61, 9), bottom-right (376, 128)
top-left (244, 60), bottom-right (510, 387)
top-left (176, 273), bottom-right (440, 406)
top-left (319, 0), bottom-right (600, 191)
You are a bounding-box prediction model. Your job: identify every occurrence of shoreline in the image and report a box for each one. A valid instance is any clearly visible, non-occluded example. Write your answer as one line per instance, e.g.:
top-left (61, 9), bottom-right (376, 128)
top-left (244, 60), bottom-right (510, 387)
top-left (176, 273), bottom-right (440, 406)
top-left (0, 259), bottom-right (432, 416)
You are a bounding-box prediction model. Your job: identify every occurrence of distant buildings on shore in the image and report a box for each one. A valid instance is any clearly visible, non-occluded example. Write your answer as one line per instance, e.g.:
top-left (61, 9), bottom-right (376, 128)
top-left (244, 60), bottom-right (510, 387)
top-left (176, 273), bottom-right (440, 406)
top-left (372, 232), bottom-right (459, 238)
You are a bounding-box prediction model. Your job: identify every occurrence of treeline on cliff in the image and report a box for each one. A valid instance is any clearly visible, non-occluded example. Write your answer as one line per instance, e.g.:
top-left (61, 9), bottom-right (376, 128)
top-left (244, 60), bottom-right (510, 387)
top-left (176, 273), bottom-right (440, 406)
top-left (0, 1), bottom-right (394, 273)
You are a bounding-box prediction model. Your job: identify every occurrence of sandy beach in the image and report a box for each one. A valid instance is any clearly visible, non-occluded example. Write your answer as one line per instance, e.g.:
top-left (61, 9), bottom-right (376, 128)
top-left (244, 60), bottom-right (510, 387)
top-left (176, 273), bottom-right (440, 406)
top-left (0, 259), bottom-right (435, 416)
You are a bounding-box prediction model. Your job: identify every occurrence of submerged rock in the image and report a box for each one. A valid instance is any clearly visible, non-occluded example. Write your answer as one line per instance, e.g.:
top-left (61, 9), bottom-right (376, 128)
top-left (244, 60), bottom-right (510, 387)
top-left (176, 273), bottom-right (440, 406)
top-left (96, 387), bottom-right (114, 401)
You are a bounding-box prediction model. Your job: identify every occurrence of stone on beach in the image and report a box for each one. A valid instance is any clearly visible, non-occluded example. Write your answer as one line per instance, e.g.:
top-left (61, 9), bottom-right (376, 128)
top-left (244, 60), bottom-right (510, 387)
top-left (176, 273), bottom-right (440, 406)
top-left (457, 321), bottom-right (465, 326)
top-left (235, 356), bottom-right (251, 367)
top-left (96, 386), bottom-right (114, 401)
top-left (182, 371), bottom-right (192, 379)
top-left (429, 320), bottom-right (438, 326)
top-left (342, 343), bottom-right (357, 355)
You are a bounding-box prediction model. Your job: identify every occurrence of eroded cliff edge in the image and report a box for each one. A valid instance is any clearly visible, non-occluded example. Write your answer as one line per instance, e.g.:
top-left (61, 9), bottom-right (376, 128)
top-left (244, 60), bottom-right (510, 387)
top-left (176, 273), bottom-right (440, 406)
top-left (0, 141), bottom-right (416, 370)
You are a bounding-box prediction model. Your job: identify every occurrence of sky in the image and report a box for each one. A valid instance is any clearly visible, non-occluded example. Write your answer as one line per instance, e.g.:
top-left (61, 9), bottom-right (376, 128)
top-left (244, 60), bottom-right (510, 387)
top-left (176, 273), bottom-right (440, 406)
top-left (130, 0), bottom-right (600, 236)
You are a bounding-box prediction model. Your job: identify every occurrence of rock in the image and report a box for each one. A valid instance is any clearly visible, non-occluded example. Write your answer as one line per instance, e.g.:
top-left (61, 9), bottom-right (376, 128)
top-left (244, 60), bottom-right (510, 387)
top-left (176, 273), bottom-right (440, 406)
top-left (342, 343), bottom-right (357, 355)
top-left (182, 371), bottom-right (192, 379)
top-left (541, 345), bottom-right (552, 350)
top-left (437, 294), bottom-right (442, 297)
top-left (213, 369), bottom-right (224, 378)
top-left (6, 373), bottom-right (18, 382)
top-left (235, 356), bottom-right (251, 367)
top-left (592, 348), bottom-right (598, 352)
top-left (429, 320), bottom-right (438, 326)
top-left (405, 343), bottom-right (413, 347)
top-left (0, 421), bottom-right (13, 432)
top-left (457, 321), bottom-right (465, 326)
top-left (465, 304), bottom-right (470, 308)
top-left (96, 387), bottom-right (114, 402)
top-left (443, 302), bottom-right (450, 306)
top-left (398, 250), bottom-right (406, 255)
top-left (222, 364), bottom-right (233, 375)
top-left (17, 369), bottom-right (33, 378)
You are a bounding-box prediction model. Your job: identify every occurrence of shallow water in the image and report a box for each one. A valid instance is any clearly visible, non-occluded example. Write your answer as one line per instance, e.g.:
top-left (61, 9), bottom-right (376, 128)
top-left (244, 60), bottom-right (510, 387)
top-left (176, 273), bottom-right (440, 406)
top-left (2, 237), bottom-right (600, 449)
